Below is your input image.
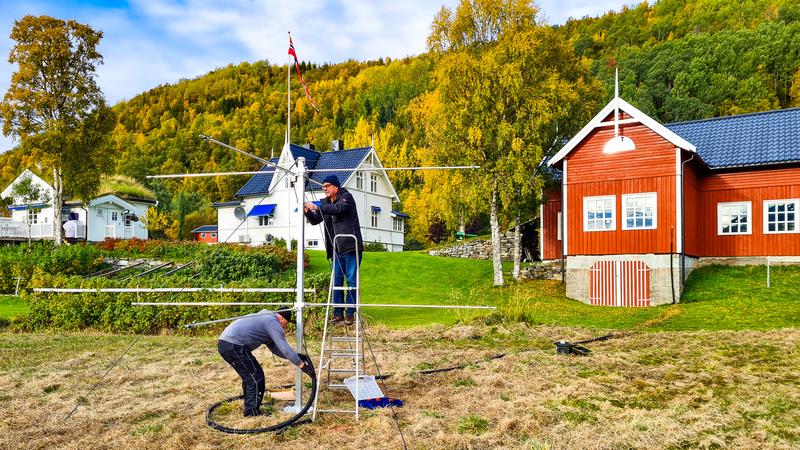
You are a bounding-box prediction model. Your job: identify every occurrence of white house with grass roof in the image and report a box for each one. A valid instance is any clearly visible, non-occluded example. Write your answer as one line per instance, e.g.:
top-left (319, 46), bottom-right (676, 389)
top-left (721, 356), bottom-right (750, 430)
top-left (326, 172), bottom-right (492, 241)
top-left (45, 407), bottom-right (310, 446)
top-left (215, 141), bottom-right (408, 251)
top-left (0, 171), bottom-right (157, 242)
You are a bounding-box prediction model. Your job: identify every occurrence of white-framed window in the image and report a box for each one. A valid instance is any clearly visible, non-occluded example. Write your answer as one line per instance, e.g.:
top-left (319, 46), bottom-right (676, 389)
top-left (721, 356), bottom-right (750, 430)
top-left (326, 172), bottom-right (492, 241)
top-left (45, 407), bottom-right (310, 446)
top-left (96, 208), bottom-right (104, 218)
top-left (556, 212), bottom-right (562, 241)
top-left (583, 195), bottom-right (616, 231)
top-left (371, 210), bottom-right (379, 227)
top-left (111, 211), bottom-right (118, 222)
top-left (370, 174), bottom-right (377, 193)
top-left (306, 239), bottom-right (319, 247)
top-left (258, 215), bottom-right (274, 227)
top-left (392, 217), bottom-right (404, 232)
top-left (764, 199), bottom-right (798, 234)
top-left (27, 209), bottom-right (39, 224)
top-left (124, 216), bottom-right (132, 227)
top-left (356, 172), bottom-right (364, 190)
top-left (718, 202), bottom-right (751, 235)
top-left (622, 192), bottom-right (657, 230)
top-left (201, 233), bottom-right (206, 238)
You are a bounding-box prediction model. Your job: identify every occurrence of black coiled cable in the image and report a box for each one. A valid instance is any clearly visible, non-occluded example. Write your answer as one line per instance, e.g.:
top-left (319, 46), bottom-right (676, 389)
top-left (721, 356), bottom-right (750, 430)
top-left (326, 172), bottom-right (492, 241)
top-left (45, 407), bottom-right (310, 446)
top-left (206, 359), bottom-right (317, 435)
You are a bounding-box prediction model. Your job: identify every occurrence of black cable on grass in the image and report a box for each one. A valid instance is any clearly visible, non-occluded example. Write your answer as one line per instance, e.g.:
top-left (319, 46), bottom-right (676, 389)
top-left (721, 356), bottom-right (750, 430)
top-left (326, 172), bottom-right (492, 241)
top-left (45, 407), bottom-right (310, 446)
top-left (205, 364), bottom-right (317, 435)
top-left (205, 313), bottom-right (317, 434)
top-left (64, 311), bottom-right (162, 420)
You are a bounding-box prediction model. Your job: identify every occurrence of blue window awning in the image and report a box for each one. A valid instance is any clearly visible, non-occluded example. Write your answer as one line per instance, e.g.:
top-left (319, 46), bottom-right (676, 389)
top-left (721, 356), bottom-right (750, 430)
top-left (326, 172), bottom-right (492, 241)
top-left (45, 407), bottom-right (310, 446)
top-left (391, 210), bottom-right (409, 219)
top-left (371, 206), bottom-right (381, 212)
top-left (247, 204), bottom-right (276, 217)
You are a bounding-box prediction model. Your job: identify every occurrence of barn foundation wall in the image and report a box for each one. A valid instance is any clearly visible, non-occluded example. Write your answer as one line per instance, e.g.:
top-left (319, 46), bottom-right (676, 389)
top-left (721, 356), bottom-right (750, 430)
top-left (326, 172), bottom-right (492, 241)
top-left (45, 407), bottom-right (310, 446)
top-left (565, 254), bottom-right (698, 307)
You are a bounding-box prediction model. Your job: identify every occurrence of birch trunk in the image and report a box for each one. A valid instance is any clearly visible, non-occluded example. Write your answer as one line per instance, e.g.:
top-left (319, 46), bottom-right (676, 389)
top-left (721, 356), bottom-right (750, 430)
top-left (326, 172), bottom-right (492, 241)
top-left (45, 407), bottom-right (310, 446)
top-left (512, 217), bottom-right (521, 280)
top-left (490, 178), bottom-right (504, 286)
top-left (53, 166), bottom-right (63, 246)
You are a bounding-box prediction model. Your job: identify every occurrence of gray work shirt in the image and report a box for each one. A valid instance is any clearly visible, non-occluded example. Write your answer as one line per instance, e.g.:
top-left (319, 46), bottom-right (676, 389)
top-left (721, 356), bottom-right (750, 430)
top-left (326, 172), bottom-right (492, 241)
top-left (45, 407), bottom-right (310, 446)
top-left (219, 311), bottom-right (302, 366)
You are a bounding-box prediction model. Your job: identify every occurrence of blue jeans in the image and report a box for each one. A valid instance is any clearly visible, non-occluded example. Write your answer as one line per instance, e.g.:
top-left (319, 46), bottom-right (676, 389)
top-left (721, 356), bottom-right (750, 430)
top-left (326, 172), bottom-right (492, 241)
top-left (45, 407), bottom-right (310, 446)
top-left (333, 251), bottom-right (359, 317)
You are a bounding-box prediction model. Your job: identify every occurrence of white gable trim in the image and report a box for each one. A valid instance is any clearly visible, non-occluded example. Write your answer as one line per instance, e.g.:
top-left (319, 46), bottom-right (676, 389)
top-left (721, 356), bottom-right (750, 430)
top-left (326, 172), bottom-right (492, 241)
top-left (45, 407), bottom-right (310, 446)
top-left (1, 169), bottom-right (53, 200)
top-left (343, 148), bottom-right (400, 202)
top-left (89, 194), bottom-right (138, 212)
top-left (548, 97), bottom-right (696, 167)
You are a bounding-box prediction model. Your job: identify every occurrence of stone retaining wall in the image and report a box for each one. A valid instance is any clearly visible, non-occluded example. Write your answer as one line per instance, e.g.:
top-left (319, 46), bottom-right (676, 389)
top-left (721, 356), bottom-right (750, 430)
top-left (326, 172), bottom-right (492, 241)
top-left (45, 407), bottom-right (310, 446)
top-left (427, 232), bottom-right (516, 260)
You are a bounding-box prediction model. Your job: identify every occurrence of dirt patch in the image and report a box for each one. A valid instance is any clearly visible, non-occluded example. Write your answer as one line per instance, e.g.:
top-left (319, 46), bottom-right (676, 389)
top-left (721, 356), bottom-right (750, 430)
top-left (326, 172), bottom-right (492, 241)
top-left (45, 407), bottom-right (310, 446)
top-left (0, 326), bottom-right (798, 449)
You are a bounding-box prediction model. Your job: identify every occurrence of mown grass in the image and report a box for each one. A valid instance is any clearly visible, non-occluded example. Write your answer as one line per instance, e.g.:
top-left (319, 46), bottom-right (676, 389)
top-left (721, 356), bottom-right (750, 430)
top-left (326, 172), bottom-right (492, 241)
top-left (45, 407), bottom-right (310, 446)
top-left (1, 326), bottom-right (798, 449)
top-left (0, 295), bottom-right (26, 321)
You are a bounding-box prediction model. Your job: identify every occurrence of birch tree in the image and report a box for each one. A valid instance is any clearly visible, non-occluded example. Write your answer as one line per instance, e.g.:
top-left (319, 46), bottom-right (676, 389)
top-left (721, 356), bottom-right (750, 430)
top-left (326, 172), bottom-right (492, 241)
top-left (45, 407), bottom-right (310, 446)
top-left (0, 16), bottom-right (113, 245)
top-left (428, 0), bottom-right (601, 285)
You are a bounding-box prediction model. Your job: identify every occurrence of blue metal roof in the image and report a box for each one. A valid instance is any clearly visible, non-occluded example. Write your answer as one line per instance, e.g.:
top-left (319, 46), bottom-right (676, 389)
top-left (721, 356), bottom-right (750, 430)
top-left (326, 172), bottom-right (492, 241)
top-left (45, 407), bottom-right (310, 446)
top-left (8, 203), bottom-right (47, 211)
top-left (234, 158), bottom-right (280, 198)
top-left (191, 225), bottom-right (218, 233)
top-left (235, 145), bottom-right (372, 197)
top-left (308, 147), bottom-right (372, 193)
top-left (248, 204), bottom-right (276, 217)
top-left (665, 108), bottom-right (800, 169)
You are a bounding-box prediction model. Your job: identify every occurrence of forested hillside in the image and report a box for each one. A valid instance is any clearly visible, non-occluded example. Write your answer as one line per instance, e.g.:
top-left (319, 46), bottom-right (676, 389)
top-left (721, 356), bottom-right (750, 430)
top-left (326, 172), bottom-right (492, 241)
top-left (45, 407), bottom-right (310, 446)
top-left (2, 0), bottom-right (799, 242)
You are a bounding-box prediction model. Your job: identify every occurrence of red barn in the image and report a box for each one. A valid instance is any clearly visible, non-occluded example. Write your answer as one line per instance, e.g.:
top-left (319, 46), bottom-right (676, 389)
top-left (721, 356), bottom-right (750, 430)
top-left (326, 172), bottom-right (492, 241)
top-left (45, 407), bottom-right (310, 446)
top-left (541, 96), bottom-right (800, 306)
top-left (191, 225), bottom-right (218, 243)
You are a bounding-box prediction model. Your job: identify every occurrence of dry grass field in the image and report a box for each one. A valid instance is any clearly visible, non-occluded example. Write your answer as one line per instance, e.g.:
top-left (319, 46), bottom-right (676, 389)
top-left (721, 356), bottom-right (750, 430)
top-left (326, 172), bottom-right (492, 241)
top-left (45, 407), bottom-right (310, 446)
top-left (1, 324), bottom-right (798, 449)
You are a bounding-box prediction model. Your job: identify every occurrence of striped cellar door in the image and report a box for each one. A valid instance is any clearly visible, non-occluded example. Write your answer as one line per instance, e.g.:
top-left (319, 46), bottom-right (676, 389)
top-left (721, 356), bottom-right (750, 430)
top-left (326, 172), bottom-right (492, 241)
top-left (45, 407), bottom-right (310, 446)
top-left (589, 260), bottom-right (651, 307)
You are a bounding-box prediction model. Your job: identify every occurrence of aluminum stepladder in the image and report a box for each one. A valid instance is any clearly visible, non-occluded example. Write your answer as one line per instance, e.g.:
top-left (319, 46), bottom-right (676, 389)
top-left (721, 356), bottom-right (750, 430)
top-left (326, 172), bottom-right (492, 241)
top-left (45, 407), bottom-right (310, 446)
top-left (312, 234), bottom-right (367, 421)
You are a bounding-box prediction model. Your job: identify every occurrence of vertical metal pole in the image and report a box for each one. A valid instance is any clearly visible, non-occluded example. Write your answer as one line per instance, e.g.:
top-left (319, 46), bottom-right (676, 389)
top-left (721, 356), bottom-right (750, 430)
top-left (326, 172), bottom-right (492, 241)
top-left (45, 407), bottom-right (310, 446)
top-left (355, 245), bottom-right (361, 421)
top-left (15, 276), bottom-right (21, 296)
top-left (767, 255), bottom-right (771, 288)
top-left (291, 158), bottom-right (305, 412)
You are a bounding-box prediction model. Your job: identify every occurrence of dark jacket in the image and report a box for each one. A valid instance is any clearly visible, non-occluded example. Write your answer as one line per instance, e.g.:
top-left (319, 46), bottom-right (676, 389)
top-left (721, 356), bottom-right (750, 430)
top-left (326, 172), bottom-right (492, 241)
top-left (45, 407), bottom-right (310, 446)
top-left (305, 188), bottom-right (363, 259)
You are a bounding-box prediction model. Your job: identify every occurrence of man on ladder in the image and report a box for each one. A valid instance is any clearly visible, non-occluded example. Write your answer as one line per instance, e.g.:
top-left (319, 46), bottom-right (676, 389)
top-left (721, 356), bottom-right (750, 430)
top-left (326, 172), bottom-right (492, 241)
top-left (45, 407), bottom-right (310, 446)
top-left (304, 174), bottom-right (363, 326)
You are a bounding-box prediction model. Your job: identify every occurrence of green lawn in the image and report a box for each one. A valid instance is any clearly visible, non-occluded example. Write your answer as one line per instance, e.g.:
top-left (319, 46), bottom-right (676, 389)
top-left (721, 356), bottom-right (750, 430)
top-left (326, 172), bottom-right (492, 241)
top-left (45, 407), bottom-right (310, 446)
top-left (308, 250), bottom-right (800, 331)
top-left (0, 295), bottom-right (27, 321)
top-left (306, 250), bottom-right (498, 326)
top-left (4, 250), bottom-right (797, 331)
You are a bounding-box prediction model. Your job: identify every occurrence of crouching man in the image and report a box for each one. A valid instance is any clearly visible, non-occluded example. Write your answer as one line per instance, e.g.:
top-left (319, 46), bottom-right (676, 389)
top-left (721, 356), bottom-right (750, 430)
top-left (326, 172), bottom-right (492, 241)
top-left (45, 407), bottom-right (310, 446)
top-left (217, 309), bottom-right (314, 416)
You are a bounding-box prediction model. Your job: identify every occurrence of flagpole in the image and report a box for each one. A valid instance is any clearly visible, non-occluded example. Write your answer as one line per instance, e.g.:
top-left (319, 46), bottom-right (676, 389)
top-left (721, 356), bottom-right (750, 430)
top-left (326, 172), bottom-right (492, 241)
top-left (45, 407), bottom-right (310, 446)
top-left (287, 31), bottom-right (291, 146)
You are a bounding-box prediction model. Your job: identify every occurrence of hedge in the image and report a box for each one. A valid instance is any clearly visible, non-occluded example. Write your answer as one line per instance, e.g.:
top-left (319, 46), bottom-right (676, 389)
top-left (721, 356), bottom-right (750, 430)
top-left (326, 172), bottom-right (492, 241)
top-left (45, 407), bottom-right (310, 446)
top-left (0, 242), bottom-right (106, 293)
top-left (25, 271), bottom-right (331, 334)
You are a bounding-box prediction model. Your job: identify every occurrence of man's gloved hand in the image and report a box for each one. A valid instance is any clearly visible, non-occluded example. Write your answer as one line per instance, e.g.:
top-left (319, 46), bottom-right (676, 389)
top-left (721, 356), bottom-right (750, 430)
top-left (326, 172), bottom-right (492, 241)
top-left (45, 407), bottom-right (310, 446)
top-left (298, 353), bottom-right (315, 378)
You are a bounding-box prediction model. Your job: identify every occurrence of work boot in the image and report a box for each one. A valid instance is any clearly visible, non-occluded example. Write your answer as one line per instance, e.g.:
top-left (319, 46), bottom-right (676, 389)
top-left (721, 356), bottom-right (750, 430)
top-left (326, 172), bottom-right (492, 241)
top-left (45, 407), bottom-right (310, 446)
top-left (344, 316), bottom-right (354, 326)
top-left (331, 315), bottom-right (344, 324)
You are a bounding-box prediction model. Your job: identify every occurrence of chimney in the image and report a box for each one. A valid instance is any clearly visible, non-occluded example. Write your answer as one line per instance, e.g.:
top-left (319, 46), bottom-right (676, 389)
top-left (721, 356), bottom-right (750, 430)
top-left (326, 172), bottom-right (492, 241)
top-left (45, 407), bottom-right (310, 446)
top-left (302, 143), bottom-right (315, 150)
top-left (331, 139), bottom-right (344, 152)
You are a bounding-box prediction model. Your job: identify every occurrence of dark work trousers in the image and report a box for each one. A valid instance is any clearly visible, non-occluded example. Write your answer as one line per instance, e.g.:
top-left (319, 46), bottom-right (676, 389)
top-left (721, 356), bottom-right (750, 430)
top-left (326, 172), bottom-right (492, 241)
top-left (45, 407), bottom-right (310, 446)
top-left (218, 340), bottom-right (265, 416)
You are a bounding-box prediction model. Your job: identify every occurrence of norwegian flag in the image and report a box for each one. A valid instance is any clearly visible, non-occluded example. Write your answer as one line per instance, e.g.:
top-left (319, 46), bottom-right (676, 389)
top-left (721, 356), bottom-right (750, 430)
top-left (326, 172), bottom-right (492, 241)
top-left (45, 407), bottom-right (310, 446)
top-left (288, 35), bottom-right (319, 112)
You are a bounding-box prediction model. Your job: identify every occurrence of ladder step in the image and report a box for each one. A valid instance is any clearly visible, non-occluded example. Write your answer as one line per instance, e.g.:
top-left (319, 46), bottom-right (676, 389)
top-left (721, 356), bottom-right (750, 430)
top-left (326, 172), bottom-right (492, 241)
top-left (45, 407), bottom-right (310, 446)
top-left (330, 336), bottom-right (362, 342)
top-left (328, 352), bottom-right (360, 358)
top-left (329, 368), bottom-right (362, 374)
top-left (331, 287), bottom-right (358, 291)
top-left (326, 383), bottom-right (349, 389)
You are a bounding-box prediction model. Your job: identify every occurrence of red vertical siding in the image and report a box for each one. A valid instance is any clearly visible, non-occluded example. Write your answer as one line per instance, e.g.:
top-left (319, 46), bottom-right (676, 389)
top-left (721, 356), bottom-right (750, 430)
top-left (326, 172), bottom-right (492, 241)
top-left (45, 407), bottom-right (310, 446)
top-left (696, 166), bottom-right (800, 256)
top-left (682, 159), bottom-right (703, 256)
top-left (565, 123), bottom-right (678, 255)
top-left (541, 189), bottom-right (563, 260)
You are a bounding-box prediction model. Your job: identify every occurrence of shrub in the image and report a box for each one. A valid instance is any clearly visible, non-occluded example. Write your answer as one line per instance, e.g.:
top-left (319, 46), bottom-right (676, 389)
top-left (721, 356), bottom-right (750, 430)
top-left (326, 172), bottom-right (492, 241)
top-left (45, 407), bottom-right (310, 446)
top-left (363, 242), bottom-right (388, 252)
top-left (195, 245), bottom-right (296, 281)
top-left (25, 271), bottom-right (330, 333)
top-left (0, 242), bottom-right (106, 293)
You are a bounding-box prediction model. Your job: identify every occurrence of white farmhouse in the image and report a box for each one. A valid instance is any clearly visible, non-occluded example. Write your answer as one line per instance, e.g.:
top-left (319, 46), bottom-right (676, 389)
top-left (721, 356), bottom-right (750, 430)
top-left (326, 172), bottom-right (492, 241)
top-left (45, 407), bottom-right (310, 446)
top-left (215, 141), bottom-right (408, 251)
top-left (0, 169), bottom-right (156, 242)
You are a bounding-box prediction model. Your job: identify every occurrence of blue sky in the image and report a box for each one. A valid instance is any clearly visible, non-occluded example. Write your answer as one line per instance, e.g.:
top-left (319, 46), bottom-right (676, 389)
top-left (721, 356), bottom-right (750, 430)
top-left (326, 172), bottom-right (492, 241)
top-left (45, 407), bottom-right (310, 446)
top-left (0, 0), bottom-right (634, 153)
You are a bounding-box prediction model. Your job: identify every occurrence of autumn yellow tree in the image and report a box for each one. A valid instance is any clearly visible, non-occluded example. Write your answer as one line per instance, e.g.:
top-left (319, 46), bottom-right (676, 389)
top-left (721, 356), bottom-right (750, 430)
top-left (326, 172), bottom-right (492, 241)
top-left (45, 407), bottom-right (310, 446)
top-left (427, 0), bottom-right (602, 285)
top-left (0, 16), bottom-right (114, 245)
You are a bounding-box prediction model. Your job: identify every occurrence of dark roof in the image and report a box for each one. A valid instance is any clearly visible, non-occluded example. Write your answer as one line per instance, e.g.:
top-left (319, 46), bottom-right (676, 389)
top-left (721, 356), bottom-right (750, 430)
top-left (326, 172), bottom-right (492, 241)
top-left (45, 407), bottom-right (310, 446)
top-left (307, 147), bottom-right (372, 193)
top-left (391, 210), bottom-right (409, 219)
top-left (191, 225), bottom-right (217, 233)
top-left (235, 144), bottom-right (372, 197)
top-left (665, 108), bottom-right (800, 169)
top-left (212, 200), bottom-right (243, 208)
top-left (234, 157), bottom-right (280, 198)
